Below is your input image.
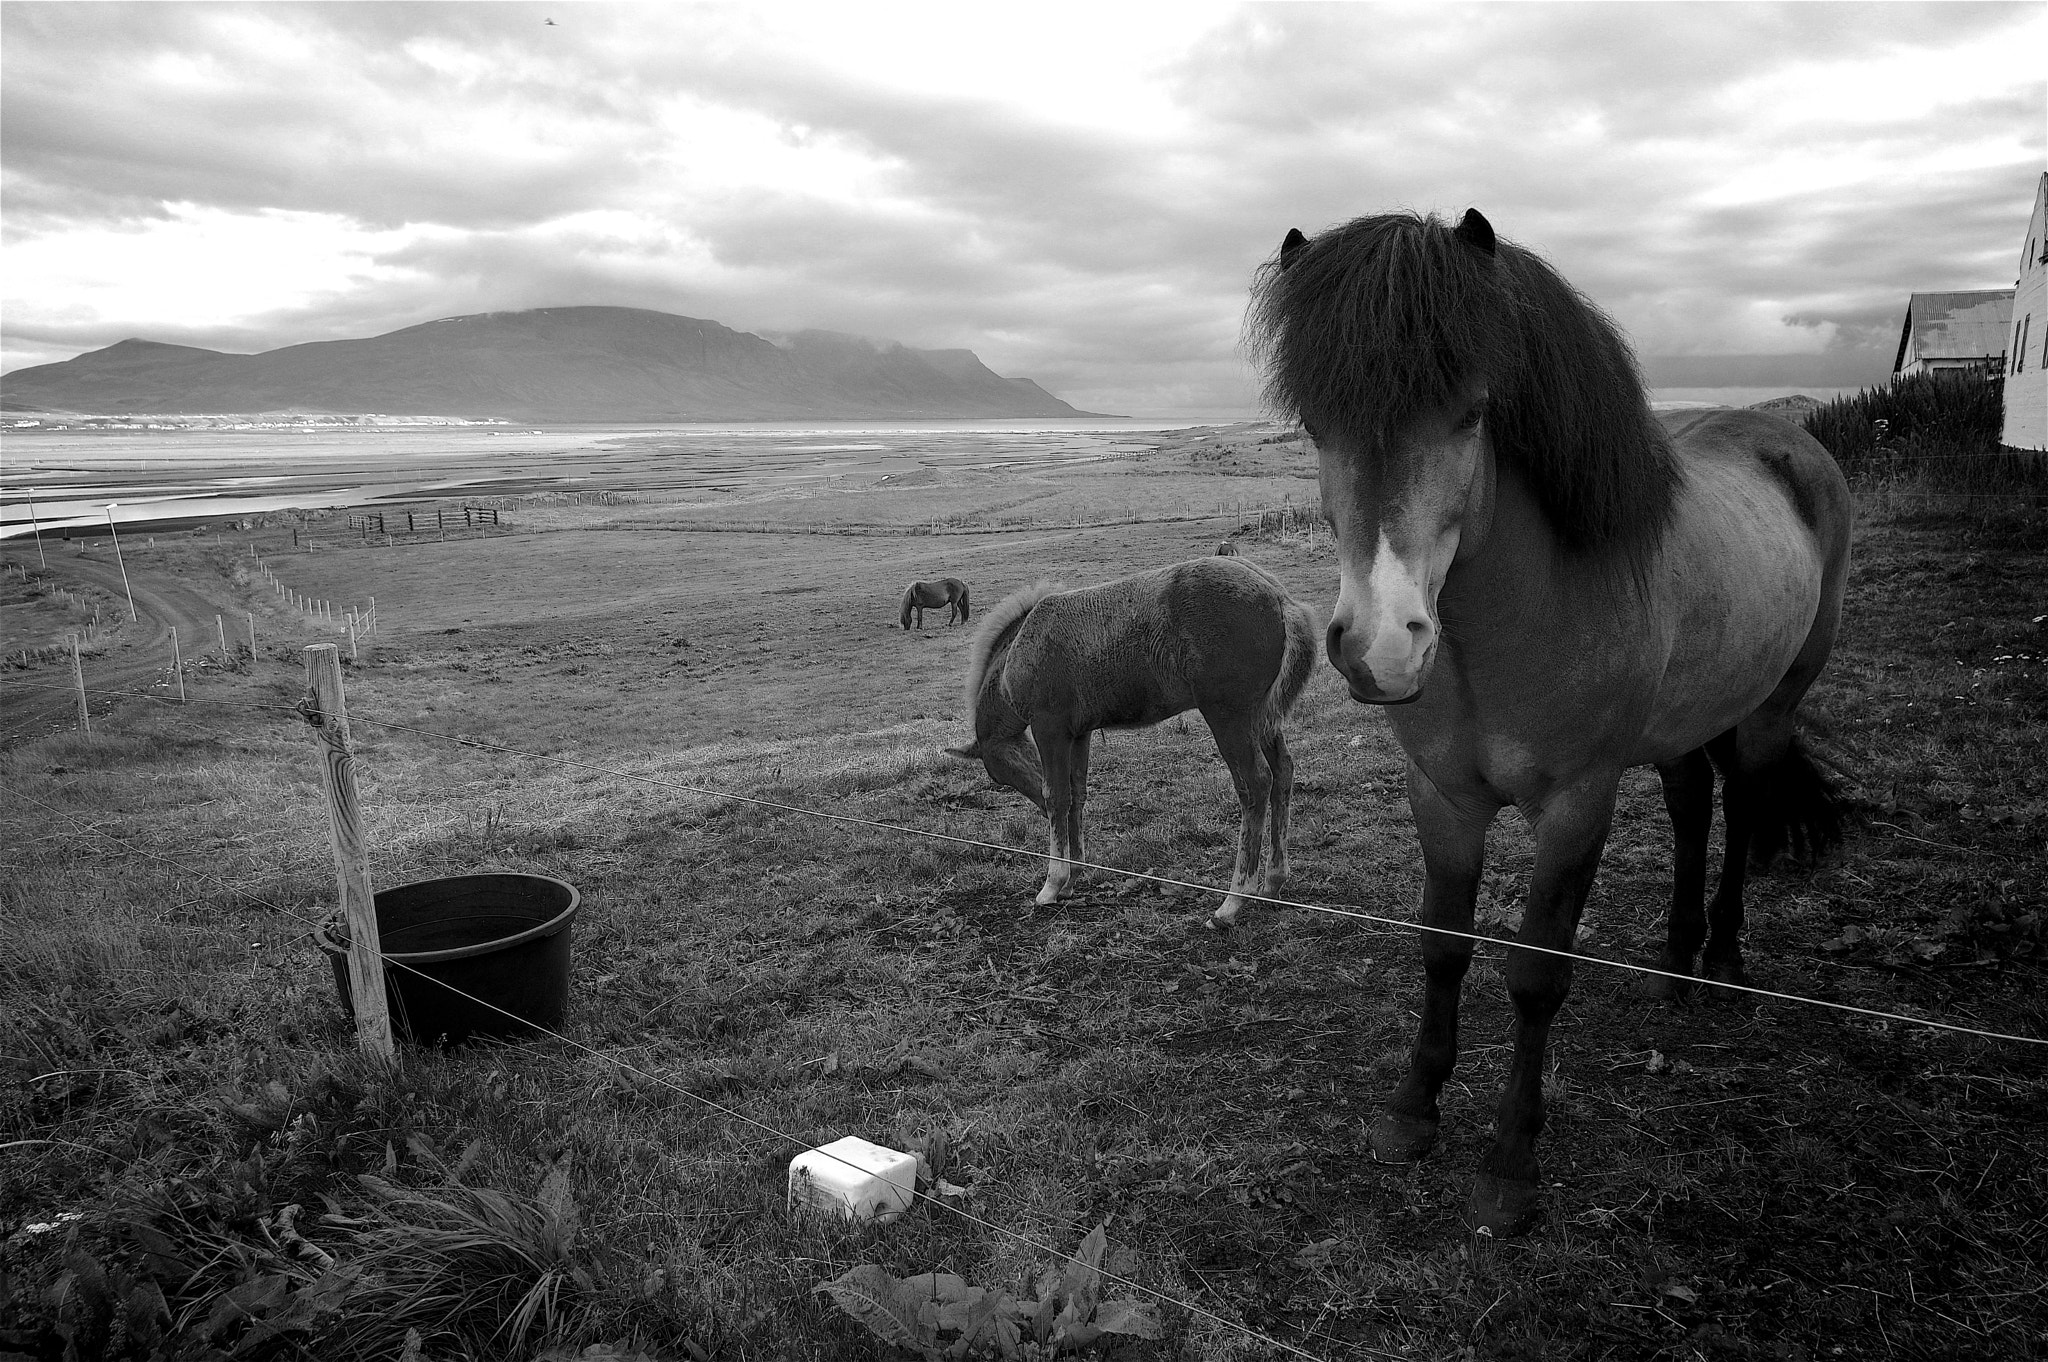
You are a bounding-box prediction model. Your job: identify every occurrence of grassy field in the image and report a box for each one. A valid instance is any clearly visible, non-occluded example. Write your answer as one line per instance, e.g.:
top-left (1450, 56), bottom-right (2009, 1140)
top-left (2, 424), bottom-right (2044, 1361)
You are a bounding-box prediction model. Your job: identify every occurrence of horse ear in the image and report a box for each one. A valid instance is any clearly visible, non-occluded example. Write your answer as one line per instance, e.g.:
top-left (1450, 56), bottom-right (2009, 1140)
top-left (1455, 208), bottom-right (1496, 257)
top-left (1278, 227), bottom-right (1308, 270)
top-left (944, 742), bottom-right (981, 760)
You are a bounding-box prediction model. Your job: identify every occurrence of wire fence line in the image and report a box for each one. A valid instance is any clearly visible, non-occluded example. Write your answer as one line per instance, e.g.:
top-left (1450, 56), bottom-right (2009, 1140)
top-left (5, 674), bottom-right (2041, 1050)
top-left (9, 786), bottom-right (1369, 1362)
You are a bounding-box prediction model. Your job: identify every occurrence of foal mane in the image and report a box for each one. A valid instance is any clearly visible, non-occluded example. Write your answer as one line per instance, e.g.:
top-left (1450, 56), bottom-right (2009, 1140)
top-left (961, 580), bottom-right (1061, 714)
top-left (1246, 210), bottom-right (1677, 565)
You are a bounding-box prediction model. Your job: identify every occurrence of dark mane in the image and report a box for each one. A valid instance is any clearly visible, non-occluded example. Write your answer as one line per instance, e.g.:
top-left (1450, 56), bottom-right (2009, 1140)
top-left (1245, 210), bottom-right (1677, 561)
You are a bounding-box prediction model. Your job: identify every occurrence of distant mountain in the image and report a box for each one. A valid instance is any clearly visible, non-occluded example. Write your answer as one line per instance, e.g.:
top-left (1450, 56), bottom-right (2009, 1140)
top-left (0, 306), bottom-right (1101, 420)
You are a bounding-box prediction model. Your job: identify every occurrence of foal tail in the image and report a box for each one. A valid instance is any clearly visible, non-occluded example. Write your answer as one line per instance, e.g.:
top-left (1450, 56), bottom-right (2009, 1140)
top-left (1263, 596), bottom-right (1321, 732)
top-left (1737, 733), bottom-right (1846, 867)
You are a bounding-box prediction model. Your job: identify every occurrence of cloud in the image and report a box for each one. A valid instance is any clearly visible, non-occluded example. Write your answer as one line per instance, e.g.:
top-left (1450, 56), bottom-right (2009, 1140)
top-left (3, 1), bottom-right (2042, 412)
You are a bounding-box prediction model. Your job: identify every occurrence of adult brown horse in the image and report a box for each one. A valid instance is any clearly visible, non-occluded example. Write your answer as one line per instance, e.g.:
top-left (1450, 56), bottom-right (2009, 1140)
top-left (900, 578), bottom-right (970, 630)
top-left (1248, 208), bottom-right (1851, 1234)
top-left (948, 557), bottom-right (1318, 927)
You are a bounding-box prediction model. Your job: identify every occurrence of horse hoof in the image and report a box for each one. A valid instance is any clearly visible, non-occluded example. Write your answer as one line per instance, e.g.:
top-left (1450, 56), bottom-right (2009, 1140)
top-left (1369, 1113), bottom-right (1438, 1163)
top-left (1034, 886), bottom-right (1060, 906)
top-left (1635, 967), bottom-right (1693, 1002)
top-left (1702, 959), bottom-right (1750, 994)
top-left (1210, 901), bottom-right (1242, 929)
top-left (1465, 1173), bottom-right (1541, 1237)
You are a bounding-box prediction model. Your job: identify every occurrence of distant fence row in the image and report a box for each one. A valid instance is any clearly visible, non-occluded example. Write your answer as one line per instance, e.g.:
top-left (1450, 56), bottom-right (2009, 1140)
top-left (346, 506), bottom-right (500, 536)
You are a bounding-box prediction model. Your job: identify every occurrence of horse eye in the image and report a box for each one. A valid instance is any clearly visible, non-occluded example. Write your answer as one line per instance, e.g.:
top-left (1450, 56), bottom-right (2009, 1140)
top-left (1457, 404), bottom-right (1486, 432)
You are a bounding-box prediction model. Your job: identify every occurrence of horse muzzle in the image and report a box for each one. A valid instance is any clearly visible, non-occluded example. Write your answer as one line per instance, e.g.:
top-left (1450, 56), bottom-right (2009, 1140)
top-left (1326, 619), bottom-right (1433, 705)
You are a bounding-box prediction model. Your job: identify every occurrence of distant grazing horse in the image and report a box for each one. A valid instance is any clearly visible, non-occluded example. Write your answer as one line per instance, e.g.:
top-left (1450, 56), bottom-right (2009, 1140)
top-left (947, 558), bottom-right (1318, 927)
top-left (900, 578), bottom-right (970, 630)
top-left (1247, 208), bottom-right (1851, 1234)
top-left (1215, 539), bottom-right (1240, 556)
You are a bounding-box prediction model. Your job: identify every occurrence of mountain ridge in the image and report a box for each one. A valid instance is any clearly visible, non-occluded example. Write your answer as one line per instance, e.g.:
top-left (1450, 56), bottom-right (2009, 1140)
top-left (1, 306), bottom-right (1105, 420)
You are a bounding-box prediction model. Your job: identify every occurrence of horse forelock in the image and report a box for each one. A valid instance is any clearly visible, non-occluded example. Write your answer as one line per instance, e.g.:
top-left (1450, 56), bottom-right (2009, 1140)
top-left (961, 580), bottom-right (1061, 723)
top-left (1247, 210), bottom-right (1677, 563)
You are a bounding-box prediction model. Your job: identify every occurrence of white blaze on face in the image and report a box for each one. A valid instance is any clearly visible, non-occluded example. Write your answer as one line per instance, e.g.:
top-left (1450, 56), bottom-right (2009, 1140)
top-left (1362, 528), bottom-right (1439, 690)
top-left (1328, 525), bottom-right (1438, 701)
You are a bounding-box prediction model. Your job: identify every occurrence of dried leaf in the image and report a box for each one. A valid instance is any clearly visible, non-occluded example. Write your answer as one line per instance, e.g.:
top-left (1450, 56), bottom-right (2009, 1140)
top-left (538, 1154), bottom-right (580, 1258)
top-left (1092, 1299), bottom-right (1163, 1339)
top-left (817, 1264), bottom-right (940, 1360)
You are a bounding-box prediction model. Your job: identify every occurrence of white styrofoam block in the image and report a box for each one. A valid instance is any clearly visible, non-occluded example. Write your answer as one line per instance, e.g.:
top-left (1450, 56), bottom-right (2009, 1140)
top-left (787, 1135), bottom-right (918, 1222)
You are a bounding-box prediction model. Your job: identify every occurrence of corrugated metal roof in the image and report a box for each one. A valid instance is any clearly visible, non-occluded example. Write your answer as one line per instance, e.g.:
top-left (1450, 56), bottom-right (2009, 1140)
top-left (1894, 290), bottom-right (2014, 372)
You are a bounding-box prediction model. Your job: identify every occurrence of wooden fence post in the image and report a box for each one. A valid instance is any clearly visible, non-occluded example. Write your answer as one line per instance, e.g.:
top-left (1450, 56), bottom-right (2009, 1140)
top-left (300, 645), bottom-right (394, 1061)
top-left (170, 627), bottom-right (185, 701)
top-left (247, 611), bottom-right (257, 660)
top-left (70, 634), bottom-right (89, 735)
top-left (217, 614), bottom-right (228, 658)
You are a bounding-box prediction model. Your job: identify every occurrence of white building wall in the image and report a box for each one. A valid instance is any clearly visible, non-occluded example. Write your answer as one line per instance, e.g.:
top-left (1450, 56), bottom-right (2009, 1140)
top-left (2001, 173), bottom-right (2047, 452)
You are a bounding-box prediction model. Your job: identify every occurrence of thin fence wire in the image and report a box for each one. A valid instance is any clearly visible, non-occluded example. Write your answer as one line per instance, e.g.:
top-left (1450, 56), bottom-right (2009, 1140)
top-left (5, 674), bottom-right (2040, 1049)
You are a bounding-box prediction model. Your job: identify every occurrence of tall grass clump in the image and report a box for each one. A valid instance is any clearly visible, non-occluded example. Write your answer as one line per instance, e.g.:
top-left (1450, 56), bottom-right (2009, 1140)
top-left (1803, 373), bottom-right (2045, 507)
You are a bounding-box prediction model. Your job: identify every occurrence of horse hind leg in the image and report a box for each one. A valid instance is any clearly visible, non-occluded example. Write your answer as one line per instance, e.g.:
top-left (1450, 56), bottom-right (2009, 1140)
top-left (1642, 747), bottom-right (1713, 1000)
top-left (1703, 696), bottom-right (1843, 990)
top-left (1207, 717), bottom-right (1271, 929)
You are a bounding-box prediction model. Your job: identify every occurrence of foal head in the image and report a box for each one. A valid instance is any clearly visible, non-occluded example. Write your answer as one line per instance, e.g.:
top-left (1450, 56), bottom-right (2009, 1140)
top-left (1247, 207), bottom-right (1675, 704)
top-left (944, 582), bottom-right (1059, 811)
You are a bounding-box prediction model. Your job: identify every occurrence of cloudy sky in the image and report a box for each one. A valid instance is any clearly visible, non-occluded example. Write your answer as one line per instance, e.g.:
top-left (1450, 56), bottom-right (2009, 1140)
top-left (3, 1), bottom-right (2043, 416)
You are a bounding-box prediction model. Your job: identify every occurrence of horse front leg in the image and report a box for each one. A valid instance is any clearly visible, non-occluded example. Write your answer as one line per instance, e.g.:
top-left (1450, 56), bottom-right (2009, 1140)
top-left (1702, 729), bottom-right (1755, 987)
top-left (1033, 727), bottom-right (1079, 905)
top-left (1207, 718), bottom-right (1270, 928)
top-left (1373, 763), bottom-right (1491, 1164)
top-left (1470, 770), bottom-right (1618, 1236)
top-left (1645, 746), bottom-right (1713, 998)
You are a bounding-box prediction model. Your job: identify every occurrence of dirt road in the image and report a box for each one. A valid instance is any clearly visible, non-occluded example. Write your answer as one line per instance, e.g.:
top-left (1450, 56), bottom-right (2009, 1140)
top-left (1, 550), bottom-right (245, 745)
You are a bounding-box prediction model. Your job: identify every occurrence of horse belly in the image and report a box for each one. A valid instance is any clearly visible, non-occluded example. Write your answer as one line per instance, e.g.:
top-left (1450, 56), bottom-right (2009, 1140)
top-left (1633, 470), bottom-right (1826, 763)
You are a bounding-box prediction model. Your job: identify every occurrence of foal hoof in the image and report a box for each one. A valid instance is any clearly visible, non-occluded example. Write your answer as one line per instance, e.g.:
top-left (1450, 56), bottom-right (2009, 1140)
top-left (1369, 1113), bottom-right (1438, 1164)
top-left (1465, 1173), bottom-right (1541, 1237)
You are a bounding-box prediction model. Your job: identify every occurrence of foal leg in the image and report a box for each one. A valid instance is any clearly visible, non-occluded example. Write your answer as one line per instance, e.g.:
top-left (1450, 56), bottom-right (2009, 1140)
top-left (1207, 717), bottom-right (1271, 928)
top-left (1033, 728), bottom-right (1080, 906)
top-left (1644, 746), bottom-right (1714, 999)
top-left (1065, 730), bottom-right (1093, 891)
top-left (1470, 768), bottom-right (1619, 1236)
top-left (1373, 764), bottom-right (1491, 1164)
top-left (1263, 730), bottom-right (1294, 898)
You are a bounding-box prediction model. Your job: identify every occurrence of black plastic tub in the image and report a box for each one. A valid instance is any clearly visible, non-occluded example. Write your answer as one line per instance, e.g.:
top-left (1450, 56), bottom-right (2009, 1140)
top-left (317, 873), bottom-right (578, 1044)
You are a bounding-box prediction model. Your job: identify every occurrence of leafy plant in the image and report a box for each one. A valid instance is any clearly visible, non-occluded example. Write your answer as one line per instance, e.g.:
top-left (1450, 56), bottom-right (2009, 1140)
top-left (817, 1222), bottom-right (1162, 1359)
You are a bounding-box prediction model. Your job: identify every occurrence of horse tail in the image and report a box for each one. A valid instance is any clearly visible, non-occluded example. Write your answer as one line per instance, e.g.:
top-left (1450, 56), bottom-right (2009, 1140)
top-left (956, 583), bottom-right (970, 622)
top-left (963, 580), bottom-right (1060, 718)
top-left (899, 585), bottom-right (915, 630)
top-left (1736, 733), bottom-right (1846, 867)
top-left (1264, 594), bottom-right (1321, 731)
